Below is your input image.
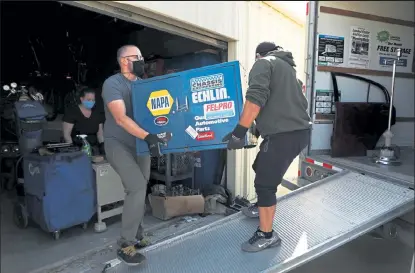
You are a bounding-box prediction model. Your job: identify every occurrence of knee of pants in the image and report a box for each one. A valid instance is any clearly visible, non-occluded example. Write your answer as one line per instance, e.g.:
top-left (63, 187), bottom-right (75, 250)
top-left (255, 183), bottom-right (277, 207)
top-left (124, 181), bottom-right (147, 195)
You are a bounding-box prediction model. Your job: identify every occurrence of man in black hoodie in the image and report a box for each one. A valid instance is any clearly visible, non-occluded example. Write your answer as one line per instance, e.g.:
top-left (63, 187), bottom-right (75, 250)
top-left (222, 42), bottom-right (311, 252)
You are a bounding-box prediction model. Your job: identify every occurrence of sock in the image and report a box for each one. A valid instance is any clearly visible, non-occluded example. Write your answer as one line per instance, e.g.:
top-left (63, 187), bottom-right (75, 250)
top-left (258, 228), bottom-right (273, 239)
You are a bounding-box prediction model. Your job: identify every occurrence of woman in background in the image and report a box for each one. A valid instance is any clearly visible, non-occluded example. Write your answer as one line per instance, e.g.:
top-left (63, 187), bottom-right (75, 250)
top-left (62, 86), bottom-right (105, 154)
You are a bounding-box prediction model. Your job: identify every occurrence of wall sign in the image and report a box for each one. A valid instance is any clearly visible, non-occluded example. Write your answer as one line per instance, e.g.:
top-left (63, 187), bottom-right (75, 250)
top-left (376, 30), bottom-right (413, 68)
top-left (314, 89), bottom-right (341, 124)
top-left (318, 34), bottom-right (345, 66)
top-left (348, 26), bottom-right (371, 69)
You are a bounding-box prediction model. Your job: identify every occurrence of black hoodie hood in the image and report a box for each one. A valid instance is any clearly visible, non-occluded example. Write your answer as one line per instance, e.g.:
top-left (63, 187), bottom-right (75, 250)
top-left (245, 47), bottom-right (311, 136)
top-left (266, 50), bottom-right (296, 68)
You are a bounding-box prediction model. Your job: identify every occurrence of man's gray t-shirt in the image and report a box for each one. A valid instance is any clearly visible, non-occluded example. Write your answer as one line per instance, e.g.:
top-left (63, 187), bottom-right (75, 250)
top-left (101, 73), bottom-right (136, 149)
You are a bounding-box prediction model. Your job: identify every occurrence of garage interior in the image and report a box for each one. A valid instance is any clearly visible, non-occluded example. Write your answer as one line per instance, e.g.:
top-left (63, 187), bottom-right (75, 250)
top-left (0, 2), bottom-right (229, 273)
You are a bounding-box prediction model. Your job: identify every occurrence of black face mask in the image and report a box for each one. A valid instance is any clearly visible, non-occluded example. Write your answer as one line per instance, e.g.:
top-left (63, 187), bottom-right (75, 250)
top-left (132, 60), bottom-right (145, 78)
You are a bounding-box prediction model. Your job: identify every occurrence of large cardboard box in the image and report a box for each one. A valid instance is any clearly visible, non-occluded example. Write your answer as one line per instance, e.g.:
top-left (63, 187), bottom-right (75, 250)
top-left (148, 194), bottom-right (205, 220)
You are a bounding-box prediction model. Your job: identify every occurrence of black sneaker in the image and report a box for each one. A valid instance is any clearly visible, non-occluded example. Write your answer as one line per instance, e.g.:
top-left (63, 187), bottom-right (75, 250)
top-left (241, 230), bottom-right (281, 252)
top-left (117, 243), bottom-right (146, 266)
top-left (241, 203), bottom-right (259, 218)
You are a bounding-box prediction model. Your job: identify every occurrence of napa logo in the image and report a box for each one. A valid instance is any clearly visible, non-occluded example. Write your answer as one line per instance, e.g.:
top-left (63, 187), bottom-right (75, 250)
top-left (146, 90), bottom-right (174, 117)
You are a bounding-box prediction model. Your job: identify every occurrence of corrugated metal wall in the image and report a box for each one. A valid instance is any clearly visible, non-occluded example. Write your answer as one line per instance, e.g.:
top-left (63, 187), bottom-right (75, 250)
top-left (232, 2), bottom-right (306, 200)
top-left (118, 1), bottom-right (306, 75)
top-left (245, 2), bottom-right (306, 82)
top-left (116, 1), bottom-right (243, 40)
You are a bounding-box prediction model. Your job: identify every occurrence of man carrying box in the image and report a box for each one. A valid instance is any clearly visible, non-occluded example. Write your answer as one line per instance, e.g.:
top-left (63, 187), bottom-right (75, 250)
top-left (222, 41), bottom-right (312, 252)
top-left (102, 45), bottom-right (166, 266)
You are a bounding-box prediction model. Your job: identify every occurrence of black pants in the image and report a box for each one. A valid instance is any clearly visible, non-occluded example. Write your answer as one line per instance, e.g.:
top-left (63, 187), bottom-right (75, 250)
top-left (252, 129), bottom-right (310, 207)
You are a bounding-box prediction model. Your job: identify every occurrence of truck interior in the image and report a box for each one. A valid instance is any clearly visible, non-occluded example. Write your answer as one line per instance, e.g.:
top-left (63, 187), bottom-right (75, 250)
top-left (1, 1), bottom-right (414, 273)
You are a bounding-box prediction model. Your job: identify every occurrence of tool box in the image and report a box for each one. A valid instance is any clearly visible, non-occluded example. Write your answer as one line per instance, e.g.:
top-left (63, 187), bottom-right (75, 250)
top-left (132, 61), bottom-right (245, 155)
top-left (21, 151), bottom-right (95, 239)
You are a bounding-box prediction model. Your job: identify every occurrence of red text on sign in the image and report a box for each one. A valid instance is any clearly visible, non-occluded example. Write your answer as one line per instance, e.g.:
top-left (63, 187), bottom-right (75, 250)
top-left (205, 101), bottom-right (234, 112)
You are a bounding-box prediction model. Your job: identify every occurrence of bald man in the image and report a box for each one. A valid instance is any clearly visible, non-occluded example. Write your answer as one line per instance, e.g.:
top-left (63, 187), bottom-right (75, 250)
top-left (102, 45), bottom-right (165, 266)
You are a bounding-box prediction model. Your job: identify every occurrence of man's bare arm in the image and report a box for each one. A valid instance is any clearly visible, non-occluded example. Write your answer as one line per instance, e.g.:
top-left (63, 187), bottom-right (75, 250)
top-left (238, 101), bottom-right (261, 128)
top-left (107, 100), bottom-right (149, 140)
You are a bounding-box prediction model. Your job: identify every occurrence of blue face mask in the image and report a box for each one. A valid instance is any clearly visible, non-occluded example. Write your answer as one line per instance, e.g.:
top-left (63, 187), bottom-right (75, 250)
top-left (82, 101), bottom-right (95, 109)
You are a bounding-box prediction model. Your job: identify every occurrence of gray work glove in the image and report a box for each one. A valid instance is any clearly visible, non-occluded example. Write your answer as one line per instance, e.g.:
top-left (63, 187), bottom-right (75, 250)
top-left (244, 122), bottom-right (260, 149)
top-left (144, 132), bottom-right (172, 157)
top-left (222, 124), bottom-right (249, 150)
top-left (251, 122), bottom-right (260, 139)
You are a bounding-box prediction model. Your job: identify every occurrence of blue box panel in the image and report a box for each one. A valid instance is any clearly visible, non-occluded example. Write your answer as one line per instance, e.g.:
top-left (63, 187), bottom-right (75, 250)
top-left (132, 61), bottom-right (244, 156)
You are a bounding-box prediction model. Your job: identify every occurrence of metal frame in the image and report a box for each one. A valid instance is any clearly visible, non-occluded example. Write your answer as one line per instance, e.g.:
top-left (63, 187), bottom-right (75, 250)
top-left (313, 153), bottom-right (414, 189)
top-left (298, 0), bottom-right (318, 172)
top-left (304, 1), bottom-right (319, 123)
top-left (150, 154), bottom-right (194, 189)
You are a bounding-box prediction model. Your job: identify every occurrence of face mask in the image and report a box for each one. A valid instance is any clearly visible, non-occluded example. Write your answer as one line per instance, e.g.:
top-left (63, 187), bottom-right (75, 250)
top-left (131, 60), bottom-right (145, 78)
top-left (82, 101), bottom-right (95, 109)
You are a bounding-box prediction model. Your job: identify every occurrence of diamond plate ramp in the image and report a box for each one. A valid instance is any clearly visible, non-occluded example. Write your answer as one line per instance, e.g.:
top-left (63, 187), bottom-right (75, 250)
top-left (115, 171), bottom-right (414, 273)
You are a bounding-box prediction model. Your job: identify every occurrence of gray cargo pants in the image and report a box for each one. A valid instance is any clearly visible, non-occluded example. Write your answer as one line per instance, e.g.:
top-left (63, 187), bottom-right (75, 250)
top-left (104, 138), bottom-right (151, 243)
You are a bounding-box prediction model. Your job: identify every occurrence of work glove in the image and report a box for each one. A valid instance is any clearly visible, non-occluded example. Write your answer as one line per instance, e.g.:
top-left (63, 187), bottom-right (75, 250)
top-left (222, 124), bottom-right (249, 150)
top-left (245, 122), bottom-right (259, 149)
top-left (251, 122), bottom-right (260, 139)
top-left (144, 132), bottom-right (172, 157)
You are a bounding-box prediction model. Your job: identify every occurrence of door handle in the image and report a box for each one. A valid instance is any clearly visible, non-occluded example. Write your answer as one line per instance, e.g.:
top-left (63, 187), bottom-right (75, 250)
top-left (175, 97), bottom-right (189, 112)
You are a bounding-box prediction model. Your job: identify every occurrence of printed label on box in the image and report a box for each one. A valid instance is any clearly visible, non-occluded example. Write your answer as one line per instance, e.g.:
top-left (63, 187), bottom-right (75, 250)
top-left (190, 73), bottom-right (224, 92)
top-left (192, 88), bottom-right (229, 104)
top-left (196, 131), bottom-right (215, 141)
top-left (154, 116), bottom-right (169, 126)
top-left (203, 100), bottom-right (235, 120)
top-left (190, 73), bottom-right (230, 104)
top-left (185, 126), bottom-right (198, 139)
top-left (146, 90), bottom-right (174, 116)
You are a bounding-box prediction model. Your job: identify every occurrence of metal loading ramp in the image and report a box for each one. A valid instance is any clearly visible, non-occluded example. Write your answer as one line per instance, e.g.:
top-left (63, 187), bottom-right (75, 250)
top-left (115, 171), bottom-right (414, 273)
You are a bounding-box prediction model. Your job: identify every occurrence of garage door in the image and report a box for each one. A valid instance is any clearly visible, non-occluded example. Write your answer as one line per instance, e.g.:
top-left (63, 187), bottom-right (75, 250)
top-left (64, 1), bottom-right (228, 50)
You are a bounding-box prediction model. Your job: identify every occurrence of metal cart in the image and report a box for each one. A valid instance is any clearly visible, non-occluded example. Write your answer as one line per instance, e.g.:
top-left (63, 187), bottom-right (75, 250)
top-left (150, 152), bottom-right (195, 189)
